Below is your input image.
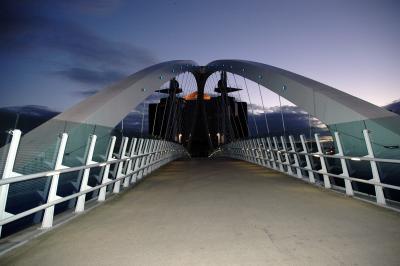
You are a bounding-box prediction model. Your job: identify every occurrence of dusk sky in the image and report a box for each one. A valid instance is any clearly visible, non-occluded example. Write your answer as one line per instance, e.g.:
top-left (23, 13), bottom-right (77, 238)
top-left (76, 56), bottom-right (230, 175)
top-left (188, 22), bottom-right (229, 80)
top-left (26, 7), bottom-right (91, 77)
top-left (1, 0), bottom-right (399, 111)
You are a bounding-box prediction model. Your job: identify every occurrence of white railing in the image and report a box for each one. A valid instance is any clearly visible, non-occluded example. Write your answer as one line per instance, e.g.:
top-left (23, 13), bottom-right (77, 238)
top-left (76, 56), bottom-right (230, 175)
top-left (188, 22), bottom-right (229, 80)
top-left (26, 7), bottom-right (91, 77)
top-left (0, 129), bottom-right (189, 237)
top-left (213, 129), bottom-right (400, 206)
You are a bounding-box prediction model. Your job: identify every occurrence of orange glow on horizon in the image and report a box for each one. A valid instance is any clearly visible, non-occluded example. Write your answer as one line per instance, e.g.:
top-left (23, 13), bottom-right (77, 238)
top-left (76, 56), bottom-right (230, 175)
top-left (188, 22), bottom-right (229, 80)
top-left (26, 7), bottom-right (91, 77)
top-left (184, 91), bottom-right (211, 101)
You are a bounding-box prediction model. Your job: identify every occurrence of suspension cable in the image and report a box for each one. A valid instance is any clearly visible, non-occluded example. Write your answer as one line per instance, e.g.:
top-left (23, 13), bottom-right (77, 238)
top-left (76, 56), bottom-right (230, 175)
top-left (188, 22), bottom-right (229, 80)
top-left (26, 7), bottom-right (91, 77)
top-left (168, 71), bottom-right (190, 140)
top-left (229, 73), bottom-right (246, 139)
top-left (210, 73), bottom-right (225, 139)
top-left (140, 101), bottom-right (146, 138)
top-left (308, 113), bottom-right (312, 140)
top-left (257, 82), bottom-right (270, 135)
top-left (151, 92), bottom-right (161, 137)
top-left (278, 94), bottom-right (286, 136)
top-left (121, 118), bottom-right (124, 137)
top-left (164, 73), bottom-right (185, 140)
top-left (225, 72), bottom-right (242, 141)
top-left (159, 80), bottom-right (170, 139)
top-left (232, 73), bottom-right (250, 138)
top-left (243, 76), bottom-right (259, 136)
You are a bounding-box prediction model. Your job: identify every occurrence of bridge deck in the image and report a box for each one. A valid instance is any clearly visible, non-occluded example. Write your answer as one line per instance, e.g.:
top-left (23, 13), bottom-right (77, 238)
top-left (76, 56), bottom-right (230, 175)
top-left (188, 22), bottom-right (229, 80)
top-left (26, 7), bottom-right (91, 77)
top-left (1, 158), bottom-right (400, 265)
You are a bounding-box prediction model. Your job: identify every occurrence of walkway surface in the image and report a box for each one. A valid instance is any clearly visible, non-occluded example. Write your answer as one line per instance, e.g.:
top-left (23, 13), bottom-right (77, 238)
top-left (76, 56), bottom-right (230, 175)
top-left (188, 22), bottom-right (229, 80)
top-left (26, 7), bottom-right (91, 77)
top-left (1, 158), bottom-right (400, 266)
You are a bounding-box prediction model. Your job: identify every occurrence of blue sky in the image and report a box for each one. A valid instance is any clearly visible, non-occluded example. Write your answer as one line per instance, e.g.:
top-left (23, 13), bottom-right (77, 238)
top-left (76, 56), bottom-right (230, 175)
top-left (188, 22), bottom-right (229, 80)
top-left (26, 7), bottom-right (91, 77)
top-left (1, 0), bottom-right (399, 111)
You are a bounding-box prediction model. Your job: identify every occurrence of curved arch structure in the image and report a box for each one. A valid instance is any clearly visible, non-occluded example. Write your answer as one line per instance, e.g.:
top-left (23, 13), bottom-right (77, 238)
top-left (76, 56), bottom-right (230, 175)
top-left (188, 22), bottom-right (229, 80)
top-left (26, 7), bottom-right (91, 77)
top-left (3, 60), bottom-right (197, 175)
top-left (207, 60), bottom-right (398, 126)
top-left (2, 59), bottom-right (400, 175)
top-left (206, 60), bottom-right (400, 163)
top-left (2, 59), bottom-right (399, 238)
top-left (57, 60), bottom-right (197, 128)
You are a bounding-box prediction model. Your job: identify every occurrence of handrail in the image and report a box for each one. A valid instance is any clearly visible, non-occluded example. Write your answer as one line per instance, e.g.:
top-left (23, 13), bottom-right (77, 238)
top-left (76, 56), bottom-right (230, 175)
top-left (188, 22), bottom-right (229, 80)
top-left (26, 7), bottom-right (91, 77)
top-left (0, 149), bottom-right (180, 186)
top-left (214, 129), bottom-right (400, 206)
top-left (0, 153), bottom-right (176, 226)
top-left (227, 146), bottom-right (400, 164)
top-left (0, 129), bottom-right (189, 237)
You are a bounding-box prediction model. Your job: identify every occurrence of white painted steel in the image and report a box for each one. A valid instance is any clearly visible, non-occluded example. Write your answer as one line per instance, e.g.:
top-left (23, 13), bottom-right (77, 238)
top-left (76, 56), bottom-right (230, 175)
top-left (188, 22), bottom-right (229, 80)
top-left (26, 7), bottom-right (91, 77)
top-left (215, 130), bottom-right (399, 206)
top-left (314, 133), bottom-right (331, 189)
top-left (0, 130), bottom-right (21, 236)
top-left (289, 135), bottom-right (302, 179)
top-left (363, 129), bottom-right (386, 205)
top-left (98, 137), bottom-right (116, 202)
top-left (42, 133), bottom-right (69, 228)
top-left (300, 134), bottom-right (316, 183)
top-left (334, 132), bottom-right (354, 196)
top-left (113, 137), bottom-right (129, 194)
top-left (75, 135), bottom-right (97, 213)
top-left (0, 130), bottom-right (188, 237)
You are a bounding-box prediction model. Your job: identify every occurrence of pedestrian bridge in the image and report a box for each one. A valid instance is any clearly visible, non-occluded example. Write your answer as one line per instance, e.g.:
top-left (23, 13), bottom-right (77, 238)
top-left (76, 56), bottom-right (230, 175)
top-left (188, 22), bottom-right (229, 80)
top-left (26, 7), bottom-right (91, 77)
top-left (1, 158), bottom-right (400, 266)
top-left (0, 60), bottom-right (400, 265)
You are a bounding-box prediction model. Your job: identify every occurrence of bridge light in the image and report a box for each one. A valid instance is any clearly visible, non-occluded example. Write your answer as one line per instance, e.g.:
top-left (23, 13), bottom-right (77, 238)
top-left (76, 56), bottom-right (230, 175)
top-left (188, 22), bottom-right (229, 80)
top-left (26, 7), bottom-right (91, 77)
top-left (351, 157), bottom-right (361, 161)
top-left (242, 68), bottom-right (245, 72)
top-left (282, 85), bottom-right (287, 92)
top-left (141, 88), bottom-right (147, 92)
top-left (159, 75), bottom-right (164, 80)
top-left (258, 75), bottom-right (263, 80)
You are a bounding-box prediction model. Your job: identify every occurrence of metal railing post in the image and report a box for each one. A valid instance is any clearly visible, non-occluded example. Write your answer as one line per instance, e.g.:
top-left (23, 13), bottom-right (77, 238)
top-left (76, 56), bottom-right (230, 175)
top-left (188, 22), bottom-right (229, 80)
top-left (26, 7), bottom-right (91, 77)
top-left (281, 136), bottom-right (293, 175)
top-left (138, 139), bottom-right (149, 180)
top-left (123, 138), bottom-right (137, 188)
top-left (289, 135), bottom-right (302, 179)
top-left (113, 137), bottom-right (128, 194)
top-left (154, 140), bottom-right (163, 171)
top-left (300, 134), bottom-right (315, 183)
top-left (260, 138), bottom-right (271, 168)
top-left (75, 134), bottom-right (97, 213)
top-left (0, 132), bottom-right (189, 235)
top-left (273, 137), bottom-right (284, 172)
top-left (266, 137), bottom-right (277, 170)
top-left (315, 133), bottom-right (331, 189)
top-left (256, 138), bottom-right (264, 166)
top-left (241, 140), bottom-right (246, 161)
top-left (363, 129), bottom-right (386, 205)
top-left (0, 130), bottom-right (21, 236)
top-left (41, 133), bottom-right (69, 228)
top-left (250, 139), bottom-right (258, 165)
top-left (144, 140), bottom-right (155, 177)
top-left (131, 139), bottom-right (143, 184)
top-left (98, 136), bottom-right (116, 201)
top-left (333, 132), bottom-right (354, 196)
top-left (153, 140), bottom-right (162, 170)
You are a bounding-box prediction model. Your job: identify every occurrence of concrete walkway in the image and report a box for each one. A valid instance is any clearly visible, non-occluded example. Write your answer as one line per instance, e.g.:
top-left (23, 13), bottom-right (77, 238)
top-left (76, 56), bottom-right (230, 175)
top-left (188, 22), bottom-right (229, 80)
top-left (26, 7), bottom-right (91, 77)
top-left (1, 158), bottom-right (400, 266)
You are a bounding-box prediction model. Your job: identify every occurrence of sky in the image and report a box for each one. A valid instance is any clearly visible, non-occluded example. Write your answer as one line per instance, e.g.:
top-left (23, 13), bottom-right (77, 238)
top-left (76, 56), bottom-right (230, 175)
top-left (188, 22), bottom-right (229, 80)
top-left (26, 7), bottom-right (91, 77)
top-left (0, 0), bottom-right (399, 112)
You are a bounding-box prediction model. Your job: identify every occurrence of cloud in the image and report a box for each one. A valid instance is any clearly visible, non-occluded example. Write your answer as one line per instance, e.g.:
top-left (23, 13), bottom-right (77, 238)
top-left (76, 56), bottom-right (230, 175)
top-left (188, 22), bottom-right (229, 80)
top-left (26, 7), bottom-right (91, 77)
top-left (74, 89), bottom-right (101, 97)
top-left (0, 105), bottom-right (59, 118)
top-left (0, 1), bottom-right (157, 87)
top-left (57, 68), bottom-right (126, 86)
top-left (59, 0), bottom-right (124, 15)
top-left (246, 105), bottom-right (328, 136)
